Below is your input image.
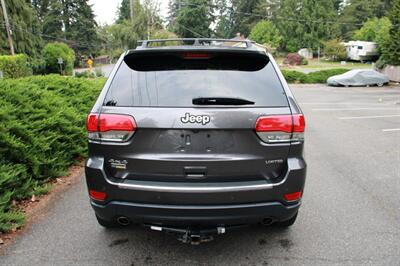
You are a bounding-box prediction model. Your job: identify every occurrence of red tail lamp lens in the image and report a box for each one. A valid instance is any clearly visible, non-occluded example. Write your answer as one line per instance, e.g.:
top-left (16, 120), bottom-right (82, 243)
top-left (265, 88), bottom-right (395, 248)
top-left (89, 190), bottom-right (107, 201)
top-left (255, 115), bottom-right (293, 133)
top-left (183, 52), bottom-right (211, 59)
top-left (98, 114), bottom-right (136, 132)
top-left (86, 113), bottom-right (136, 142)
top-left (284, 191), bottom-right (303, 202)
top-left (255, 114), bottom-right (305, 143)
top-left (293, 114), bottom-right (305, 132)
top-left (86, 113), bottom-right (99, 132)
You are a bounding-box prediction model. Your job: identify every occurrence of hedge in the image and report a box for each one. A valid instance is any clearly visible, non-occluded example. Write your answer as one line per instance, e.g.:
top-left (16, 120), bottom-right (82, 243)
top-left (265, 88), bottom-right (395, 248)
top-left (43, 42), bottom-right (75, 75)
top-left (282, 68), bottom-right (349, 83)
top-left (0, 75), bottom-right (105, 232)
top-left (0, 54), bottom-right (32, 78)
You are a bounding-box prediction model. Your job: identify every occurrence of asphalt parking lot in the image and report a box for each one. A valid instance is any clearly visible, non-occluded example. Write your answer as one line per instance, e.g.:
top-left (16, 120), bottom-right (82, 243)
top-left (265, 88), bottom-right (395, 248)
top-left (1, 84), bottom-right (399, 266)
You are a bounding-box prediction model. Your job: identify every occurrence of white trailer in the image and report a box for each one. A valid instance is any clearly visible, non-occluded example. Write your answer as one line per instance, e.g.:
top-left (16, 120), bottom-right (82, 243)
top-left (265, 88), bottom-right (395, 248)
top-left (344, 41), bottom-right (378, 62)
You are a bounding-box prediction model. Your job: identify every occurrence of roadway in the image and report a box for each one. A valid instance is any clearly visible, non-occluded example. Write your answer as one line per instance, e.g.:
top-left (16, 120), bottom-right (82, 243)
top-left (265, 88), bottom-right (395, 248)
top-left (1, 84), bottom-right (399, 265)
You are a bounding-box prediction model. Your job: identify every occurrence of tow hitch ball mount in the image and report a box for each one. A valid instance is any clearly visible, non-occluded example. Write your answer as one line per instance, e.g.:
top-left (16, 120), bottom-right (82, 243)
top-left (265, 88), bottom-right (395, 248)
top-left (148, 225), bottom-right (226, 245)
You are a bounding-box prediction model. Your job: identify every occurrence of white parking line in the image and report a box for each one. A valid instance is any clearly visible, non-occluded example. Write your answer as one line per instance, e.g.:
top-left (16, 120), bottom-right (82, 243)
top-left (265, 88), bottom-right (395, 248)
top-left (382, 128), bottom-right (400, 132)
top-left (301, 102), bottom-right (393, 105)
top-left (338, 115), bottom-right (400, 120)
top-left (313, 107), bottom-right (400, 111)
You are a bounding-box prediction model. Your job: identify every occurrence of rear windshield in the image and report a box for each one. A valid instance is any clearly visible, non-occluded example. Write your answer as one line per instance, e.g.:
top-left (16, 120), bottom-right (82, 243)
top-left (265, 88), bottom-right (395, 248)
top-left (104, 61), bottom-right (288, 107)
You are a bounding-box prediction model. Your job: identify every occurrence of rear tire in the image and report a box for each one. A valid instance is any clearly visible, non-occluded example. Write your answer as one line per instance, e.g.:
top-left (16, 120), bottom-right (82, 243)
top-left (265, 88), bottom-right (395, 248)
top-left (275, 212), bottom-right (298, 227)
top-left (96, 215), bottom-right (118, 228)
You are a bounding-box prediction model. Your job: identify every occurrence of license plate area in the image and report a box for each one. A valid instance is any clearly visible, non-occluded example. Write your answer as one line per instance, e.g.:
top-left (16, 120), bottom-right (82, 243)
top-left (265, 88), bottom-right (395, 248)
top-left (177, 130), bottom-right (234, 153)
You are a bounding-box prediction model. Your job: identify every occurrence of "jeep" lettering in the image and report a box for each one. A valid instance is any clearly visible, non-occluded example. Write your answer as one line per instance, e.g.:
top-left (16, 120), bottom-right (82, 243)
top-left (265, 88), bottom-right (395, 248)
top-left (181, 113), bottom-right (211, 125)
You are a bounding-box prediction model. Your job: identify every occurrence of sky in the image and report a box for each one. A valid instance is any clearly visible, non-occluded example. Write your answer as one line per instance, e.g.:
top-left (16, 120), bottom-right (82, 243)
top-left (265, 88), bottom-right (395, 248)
top-left (88, 0), bottom-right (169, 25)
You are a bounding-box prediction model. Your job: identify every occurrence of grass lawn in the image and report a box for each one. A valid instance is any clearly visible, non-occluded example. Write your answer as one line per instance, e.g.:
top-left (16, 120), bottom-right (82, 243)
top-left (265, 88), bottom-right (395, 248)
top-left (277, 58), bottom-right (374, 73)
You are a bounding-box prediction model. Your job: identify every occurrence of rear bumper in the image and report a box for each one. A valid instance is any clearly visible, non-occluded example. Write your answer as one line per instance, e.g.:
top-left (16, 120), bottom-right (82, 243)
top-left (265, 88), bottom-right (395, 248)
top-left (85, 156), bottom-right (306, 226)
top-left (92, 200), bottom-right (301, 226)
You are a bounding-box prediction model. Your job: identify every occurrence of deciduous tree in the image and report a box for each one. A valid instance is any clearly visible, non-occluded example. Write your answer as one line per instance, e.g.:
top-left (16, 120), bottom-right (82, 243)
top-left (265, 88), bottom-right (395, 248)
top-left (249, 20), bottom-right (282, 48)
top-left (353, 17), bottom-right (391, 54)
top-left (323, 39), bottom-right (347, 61)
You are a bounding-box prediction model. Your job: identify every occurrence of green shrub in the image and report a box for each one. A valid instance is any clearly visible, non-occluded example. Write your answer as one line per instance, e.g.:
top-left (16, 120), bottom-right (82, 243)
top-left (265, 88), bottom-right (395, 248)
top-left (282, 68), bottom-right (349, 83)
top-left (323, 39), bottom-right (347, 61)
top-left (306, 69), bottom-right (349, 83)
top-left (74, 69), bottom-right (104, 78)
top-left (0, 75), bottom-right (105, 232)
top-left (281, 70), bottom-right (308, 83)
top-left (0, 54), bottom-right (32, 78)
top-left (75, 71), bottom-right (94, 78)
top-left (29, 56), bottom-right (46, 75)
top-left (43, 42), bottom-right (75, 75)
top-left (375, 57), bottom-right (388, 69)
top-left (301, 57), bottom-right (309, 65)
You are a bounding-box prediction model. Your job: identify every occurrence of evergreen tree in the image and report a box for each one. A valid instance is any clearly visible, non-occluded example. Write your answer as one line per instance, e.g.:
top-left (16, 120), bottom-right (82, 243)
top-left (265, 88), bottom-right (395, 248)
top-left (381, 0), bottom-right (400, 65)
top-left (214, 0), bottom-right (235, 38)
top-left (174, 0), bottom-right (214, 38)
top-left (277, 0), bottom-right (339, 52)
top-left (0, 0), bottom-right (43, 56)
top-left (339, 0), bottom-right (390, 38)
top-left (167, 0), bottom-right (182, 31)
top-left (42, 0), bottom-right (64, 39)
top-left (65, 0), bottom-right (98, 55)
top-left (230, 0), bottom-right (261, 37)
top-left (302, 0), bottom-right (340, 49)
top-left (101, 0), bottom-right (165, 53)
top-left (131, 0), bottom-right (148, 39)
top-left (256, 0), bottom-right (281, 20)
top-left (382, 0), bottom-right (394, 10)
top-left (32, 0), bottom-right (50, 21)
top-left (60, 0), bottom-right (75, 36)
top-left (117, 0), bottom-right (130, 23)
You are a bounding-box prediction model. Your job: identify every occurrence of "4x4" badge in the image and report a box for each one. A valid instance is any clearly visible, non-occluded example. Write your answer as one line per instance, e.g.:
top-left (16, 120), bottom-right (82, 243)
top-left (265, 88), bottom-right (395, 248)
top-left (181, 113), bottom-right (211, 125)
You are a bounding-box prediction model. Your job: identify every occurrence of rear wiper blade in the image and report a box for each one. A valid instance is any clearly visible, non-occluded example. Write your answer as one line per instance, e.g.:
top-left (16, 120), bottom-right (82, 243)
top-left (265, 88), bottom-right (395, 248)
top-left (192, 97), bottom-right (255, 106)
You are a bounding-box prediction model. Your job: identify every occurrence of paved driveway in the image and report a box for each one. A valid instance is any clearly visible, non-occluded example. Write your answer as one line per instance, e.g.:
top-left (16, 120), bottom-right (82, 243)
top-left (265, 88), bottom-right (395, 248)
top-left (1, 84), bottom-right (399, 266)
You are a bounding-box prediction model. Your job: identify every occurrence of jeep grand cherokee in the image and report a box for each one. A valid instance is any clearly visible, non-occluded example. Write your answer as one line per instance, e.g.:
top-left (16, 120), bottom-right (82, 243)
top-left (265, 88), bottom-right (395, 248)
top-left (85, 39), bottom-right (306, 243)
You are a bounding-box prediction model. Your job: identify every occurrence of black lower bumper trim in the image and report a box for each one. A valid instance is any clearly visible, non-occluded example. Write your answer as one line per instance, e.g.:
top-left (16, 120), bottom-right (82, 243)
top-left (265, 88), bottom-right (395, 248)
top-left (91, 200), bottom-right (300, 226)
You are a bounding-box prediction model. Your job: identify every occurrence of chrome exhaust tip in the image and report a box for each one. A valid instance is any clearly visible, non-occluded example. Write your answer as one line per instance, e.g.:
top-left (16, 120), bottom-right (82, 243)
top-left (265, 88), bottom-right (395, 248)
top-left (117, 216), bottom-right (130, 226)
top-left (262, 218), bottom-right (274, 226)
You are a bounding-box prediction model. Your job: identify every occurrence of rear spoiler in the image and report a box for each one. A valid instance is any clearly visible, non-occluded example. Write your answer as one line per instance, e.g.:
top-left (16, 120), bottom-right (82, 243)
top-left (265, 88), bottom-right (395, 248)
top-left (123, 49), bottom-right (270, 72)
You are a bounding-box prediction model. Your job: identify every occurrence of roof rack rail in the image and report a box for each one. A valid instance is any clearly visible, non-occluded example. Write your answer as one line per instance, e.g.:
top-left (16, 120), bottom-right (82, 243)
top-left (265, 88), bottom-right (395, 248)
top-left (138, 38), bottom-right (254, 49)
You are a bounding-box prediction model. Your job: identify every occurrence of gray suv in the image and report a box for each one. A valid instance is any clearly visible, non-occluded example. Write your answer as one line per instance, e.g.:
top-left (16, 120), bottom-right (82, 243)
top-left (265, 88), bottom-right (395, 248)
top-left (85, 39), bottom-right (306, 243)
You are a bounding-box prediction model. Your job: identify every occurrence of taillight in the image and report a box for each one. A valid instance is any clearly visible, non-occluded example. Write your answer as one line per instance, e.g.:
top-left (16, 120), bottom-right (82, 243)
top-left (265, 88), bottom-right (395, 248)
top-left (89, 189), bottom-right (107, 201)
top-left (86, 113), bottom-right (136, 142)
top-left (284, 191), bottom-right (303, 202)
top-left (255, 114), bottom-right (305, 143)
